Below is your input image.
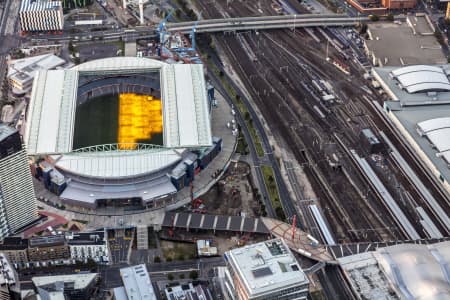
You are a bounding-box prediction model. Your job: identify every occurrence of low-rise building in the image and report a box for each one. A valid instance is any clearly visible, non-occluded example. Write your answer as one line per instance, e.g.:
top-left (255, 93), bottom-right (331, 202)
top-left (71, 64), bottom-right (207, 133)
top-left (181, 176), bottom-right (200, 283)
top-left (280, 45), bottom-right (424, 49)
top-left (0, 237), bottom-right (29, 265)
top-left (373, 64), bottom-right (450, 196)
top-left (28, 235), bottom-right (70, 262)
top-left (338, 241), bottom-right (450, 299)
top-left (165, 283), bottom-right (213, 300)
top-left (197, 239), bottom-right (217, 257)
top-left (118, 264), bottom-right (156, 300)
top-left (32, 273), bottom-right (98, 300)
top-left (7, 53), bottom-right (65, 95)
top-left (67, 230), bottom-right (109, 264)
top-left (222, 238), bottom-right (309, 300)
top-left (0, 253), bottom-right (20, 300)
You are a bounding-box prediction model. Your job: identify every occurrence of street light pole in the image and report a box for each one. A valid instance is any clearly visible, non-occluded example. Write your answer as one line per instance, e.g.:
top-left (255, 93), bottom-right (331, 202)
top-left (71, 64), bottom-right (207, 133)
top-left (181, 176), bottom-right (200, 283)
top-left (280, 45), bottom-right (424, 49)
top-left (294, 14), bottom-right (296, 35)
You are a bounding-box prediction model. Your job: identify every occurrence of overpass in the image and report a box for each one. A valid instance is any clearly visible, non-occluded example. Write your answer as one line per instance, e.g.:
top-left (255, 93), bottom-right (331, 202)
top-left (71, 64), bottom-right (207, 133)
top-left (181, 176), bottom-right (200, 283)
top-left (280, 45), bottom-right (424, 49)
top-left (166, 14), bottom-right (365, 33)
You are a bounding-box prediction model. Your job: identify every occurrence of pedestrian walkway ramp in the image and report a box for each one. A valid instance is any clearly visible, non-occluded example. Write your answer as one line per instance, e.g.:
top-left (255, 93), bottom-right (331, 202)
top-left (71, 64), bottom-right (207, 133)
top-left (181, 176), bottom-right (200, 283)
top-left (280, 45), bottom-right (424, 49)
top-left (261, 218), bottom-right (335, 263)
top-left (162, 212), bottom-right (269, 234)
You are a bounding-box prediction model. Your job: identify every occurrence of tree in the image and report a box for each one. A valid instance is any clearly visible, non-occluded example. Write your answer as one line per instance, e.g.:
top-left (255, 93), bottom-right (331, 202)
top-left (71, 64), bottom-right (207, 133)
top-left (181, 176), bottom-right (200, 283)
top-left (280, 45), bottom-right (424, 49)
top-left (244, 112), bottom-right (251, 121)
top-left (189, 270), bottom-right (198, 280)
top-left (177, 253), bottom-right (185, 261)
top-left (168, 274), bottom-right (174, 281)
top-left (275, 206), bottom-right (285, 220)
top-left (369, 14), bottom-right (379, 22)
top-left (386, 13), bottom-right (394, 22)
top-left (179, 274), bottom-right (185, 279)
top-left (359, 23), bottom-right (368, 35)
top-left (154, 256), bottom-right (161, 263)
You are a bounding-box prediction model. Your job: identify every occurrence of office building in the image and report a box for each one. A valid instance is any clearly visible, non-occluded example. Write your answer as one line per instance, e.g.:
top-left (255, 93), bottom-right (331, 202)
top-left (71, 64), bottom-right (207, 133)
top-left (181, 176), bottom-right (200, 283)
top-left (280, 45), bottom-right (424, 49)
top-left (32, 273), bottom-right (98, 299)
top-left (28, 235), bottom-right (70, 262)
top-left (0, 125), bottom-right (37, 238)
top-left (222, 238), bottom-right (309, 300)
top-left (19, 0), bottom-right (64, 32)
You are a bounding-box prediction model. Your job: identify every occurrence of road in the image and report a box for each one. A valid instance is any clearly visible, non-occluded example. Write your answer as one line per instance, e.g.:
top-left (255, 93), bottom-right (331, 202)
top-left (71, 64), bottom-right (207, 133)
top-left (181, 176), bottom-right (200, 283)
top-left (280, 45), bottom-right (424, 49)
top-left (203, 42), bottom-right (299, 222)
top-left (18, 256), bottom-right (225, 289)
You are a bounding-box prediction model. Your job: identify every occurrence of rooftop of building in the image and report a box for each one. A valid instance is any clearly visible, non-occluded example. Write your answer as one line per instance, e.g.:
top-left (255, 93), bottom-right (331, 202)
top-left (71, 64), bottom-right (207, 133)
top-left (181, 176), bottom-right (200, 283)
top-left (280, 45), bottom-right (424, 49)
top-left (113, 286), bottom-right (128, 300)
top-left (365, 16), bottom-right (446, 66)
top-left (8, 53), bottom-right (65, 80)
top-left (373, 64), bottom-right (450, 106)
top-left (0, 237), bottom-right (29, 250)
top-left (383, 100), bottom-right (450, 182)
top-left (20, 0), bottom-right (62, 12)
top-left (0, 253), bottom-right (16, 286)
top-left (373, 63), bottom-right (450, 178)
top-left (29, 235), bottom-right (66, 248)
top-left (66, 230), bottom-right (106, 246)
top-left (120, 264), bottom-right (156, 299)
top-left (225, 238), bottom-right (308, 297)
top-left (32, 272), bottom-right (98, 292)
top-left (165, 283), bottom-right (213, 300)
top-left (338, 241), bottom-right (450, 300)
top-left (0, 124), bottom-right (17, 142)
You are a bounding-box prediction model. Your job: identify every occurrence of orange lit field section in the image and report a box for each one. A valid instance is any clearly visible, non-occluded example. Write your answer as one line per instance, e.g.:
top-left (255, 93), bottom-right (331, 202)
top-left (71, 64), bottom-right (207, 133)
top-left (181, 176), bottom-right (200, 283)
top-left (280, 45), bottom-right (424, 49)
top-left (118, 93), bottom-right (163, 150)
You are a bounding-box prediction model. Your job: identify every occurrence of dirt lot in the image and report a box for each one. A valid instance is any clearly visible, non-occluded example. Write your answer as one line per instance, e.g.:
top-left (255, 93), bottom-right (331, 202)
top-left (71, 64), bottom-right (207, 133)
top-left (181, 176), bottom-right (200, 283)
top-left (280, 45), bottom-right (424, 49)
top-left (160, 240), bottom-right (197, 261)
top-left (199, 161), bottom-right (263, 217)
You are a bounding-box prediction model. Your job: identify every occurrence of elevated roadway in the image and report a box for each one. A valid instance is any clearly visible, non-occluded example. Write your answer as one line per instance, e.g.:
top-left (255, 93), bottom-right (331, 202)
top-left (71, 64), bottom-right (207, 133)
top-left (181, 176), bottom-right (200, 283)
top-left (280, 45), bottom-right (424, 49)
top-left (166, 14), bottom-right (364, 33)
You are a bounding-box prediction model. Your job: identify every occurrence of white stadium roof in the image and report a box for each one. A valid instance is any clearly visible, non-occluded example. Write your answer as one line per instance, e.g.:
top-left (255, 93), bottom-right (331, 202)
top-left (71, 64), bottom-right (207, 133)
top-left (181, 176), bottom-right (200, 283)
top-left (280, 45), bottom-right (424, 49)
top-left (25, 57), bottom-right (212, 155)
top-left (390, 65), bottom-right (450, 94)
top-left (53, 149), bottom-right (181, 178)
top-left (417, 117), bottom-right (450, 165)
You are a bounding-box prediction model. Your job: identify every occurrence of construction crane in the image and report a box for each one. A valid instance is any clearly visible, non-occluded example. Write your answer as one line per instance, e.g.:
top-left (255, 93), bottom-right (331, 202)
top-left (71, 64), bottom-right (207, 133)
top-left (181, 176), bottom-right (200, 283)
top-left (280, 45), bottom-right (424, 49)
top-left (157, 9), bottom-right (174, 42)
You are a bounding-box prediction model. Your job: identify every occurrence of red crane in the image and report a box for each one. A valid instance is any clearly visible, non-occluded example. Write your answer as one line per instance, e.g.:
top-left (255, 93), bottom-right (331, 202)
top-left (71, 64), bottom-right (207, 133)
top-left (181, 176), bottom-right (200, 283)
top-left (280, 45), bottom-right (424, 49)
top-left (291, 215), bottom-right (297, 240)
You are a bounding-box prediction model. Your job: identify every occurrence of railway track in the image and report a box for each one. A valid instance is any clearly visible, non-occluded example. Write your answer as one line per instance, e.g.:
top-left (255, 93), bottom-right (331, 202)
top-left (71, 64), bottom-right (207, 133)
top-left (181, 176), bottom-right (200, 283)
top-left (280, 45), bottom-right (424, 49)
top-left (193, 0), bottom-right (448, 244)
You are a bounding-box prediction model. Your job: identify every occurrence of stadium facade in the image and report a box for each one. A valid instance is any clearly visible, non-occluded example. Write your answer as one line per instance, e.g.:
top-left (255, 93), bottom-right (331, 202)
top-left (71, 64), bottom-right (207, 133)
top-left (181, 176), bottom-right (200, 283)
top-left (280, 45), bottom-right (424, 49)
top-left (25, 57), bottom-right (219, 211)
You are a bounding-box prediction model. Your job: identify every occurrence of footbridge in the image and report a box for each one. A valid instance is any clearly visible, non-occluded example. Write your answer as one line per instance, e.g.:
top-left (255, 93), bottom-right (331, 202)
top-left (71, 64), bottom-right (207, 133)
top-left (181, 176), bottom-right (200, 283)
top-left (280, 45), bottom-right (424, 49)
top-left (162, 212), bottom-right (335, 263)
top-left (166, 14), bottom-right (364, 33)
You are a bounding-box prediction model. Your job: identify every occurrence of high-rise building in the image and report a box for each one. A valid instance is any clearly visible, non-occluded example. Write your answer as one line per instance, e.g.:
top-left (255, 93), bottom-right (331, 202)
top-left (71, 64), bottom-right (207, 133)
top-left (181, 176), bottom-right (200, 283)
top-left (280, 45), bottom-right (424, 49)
top-left (19, 0), bottom-right (64, 33)
top-left (0, 125), bottom-right (37, 238)
top-left (222, 238), bottom-right (309, 300)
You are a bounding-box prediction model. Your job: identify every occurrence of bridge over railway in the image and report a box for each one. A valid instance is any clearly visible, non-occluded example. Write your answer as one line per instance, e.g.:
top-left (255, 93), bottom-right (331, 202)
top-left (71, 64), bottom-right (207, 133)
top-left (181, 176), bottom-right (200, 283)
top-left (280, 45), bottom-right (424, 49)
top-left (161, 212), bottom-right (450, 264)
top-left (162, 212), bottom-right (335, 263)
top-left (165, 14), bottom-right (364, 33)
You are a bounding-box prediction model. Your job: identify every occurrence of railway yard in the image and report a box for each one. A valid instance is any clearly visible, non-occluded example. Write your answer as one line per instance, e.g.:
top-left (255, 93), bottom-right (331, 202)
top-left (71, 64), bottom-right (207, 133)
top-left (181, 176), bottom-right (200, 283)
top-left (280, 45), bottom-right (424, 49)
top-left (194, 0), bottom-right (450, 246)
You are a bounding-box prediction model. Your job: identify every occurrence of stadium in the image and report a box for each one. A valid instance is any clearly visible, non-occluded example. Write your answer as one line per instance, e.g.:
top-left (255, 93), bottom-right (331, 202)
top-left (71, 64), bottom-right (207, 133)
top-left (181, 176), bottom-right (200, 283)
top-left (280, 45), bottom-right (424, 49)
top-left (25, 57), bottom-right (220, 211)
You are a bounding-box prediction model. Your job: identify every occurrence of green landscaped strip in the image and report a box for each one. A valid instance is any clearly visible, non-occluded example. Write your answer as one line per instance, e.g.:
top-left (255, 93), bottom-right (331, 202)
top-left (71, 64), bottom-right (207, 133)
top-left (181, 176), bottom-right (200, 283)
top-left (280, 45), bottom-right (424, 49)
top-left (208, 61), bottom-right (265, 156)
top-left (261, 165), bottom-right (285, 220)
